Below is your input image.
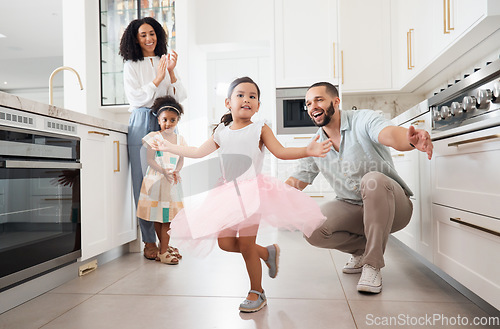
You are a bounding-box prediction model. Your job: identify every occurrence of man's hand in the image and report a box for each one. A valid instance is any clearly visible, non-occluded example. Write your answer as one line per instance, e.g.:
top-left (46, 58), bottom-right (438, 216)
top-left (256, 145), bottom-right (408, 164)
top-left (408, 125), bottom-right (433, 160)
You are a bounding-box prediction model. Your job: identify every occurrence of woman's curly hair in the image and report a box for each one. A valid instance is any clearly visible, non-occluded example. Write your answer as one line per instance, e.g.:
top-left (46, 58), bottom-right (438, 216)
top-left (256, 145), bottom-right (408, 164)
top-left (119, 17), bottom-right (168, 61)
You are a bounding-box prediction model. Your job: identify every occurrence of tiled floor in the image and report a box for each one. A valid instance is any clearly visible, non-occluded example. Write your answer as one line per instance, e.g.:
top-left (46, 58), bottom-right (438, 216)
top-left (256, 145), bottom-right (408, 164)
top-left (0, 230), bottom-right (498, 329)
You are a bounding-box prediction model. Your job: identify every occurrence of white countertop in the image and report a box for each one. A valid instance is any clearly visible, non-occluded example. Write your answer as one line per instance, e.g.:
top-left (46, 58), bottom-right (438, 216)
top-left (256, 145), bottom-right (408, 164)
top-left (0, 91), bottom-right (128, 134)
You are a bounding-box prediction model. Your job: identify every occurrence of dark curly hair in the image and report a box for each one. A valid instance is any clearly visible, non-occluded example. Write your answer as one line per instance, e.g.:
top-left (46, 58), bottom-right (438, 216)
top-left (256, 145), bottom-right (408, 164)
top-left (151, 95), bottom-right (183, 118)
top-left (119, 17), bottom-right (168, 62)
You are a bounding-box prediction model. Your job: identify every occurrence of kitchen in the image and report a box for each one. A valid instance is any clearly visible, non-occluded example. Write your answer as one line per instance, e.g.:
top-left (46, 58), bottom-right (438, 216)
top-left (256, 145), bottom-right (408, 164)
top-left (1, 0), bottom-right (500, 327)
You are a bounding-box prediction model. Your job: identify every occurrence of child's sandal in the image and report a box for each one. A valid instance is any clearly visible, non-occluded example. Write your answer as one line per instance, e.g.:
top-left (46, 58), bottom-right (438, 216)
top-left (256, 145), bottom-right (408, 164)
top-left (158, 251), bottom-right (179, 265)
top-left (167, 245), bottom-right (182, 259)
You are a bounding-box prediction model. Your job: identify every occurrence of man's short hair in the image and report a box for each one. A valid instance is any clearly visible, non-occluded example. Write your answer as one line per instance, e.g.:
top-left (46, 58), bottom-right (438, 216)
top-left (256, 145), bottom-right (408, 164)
top-left (308, 82), bottom-right (339, 98)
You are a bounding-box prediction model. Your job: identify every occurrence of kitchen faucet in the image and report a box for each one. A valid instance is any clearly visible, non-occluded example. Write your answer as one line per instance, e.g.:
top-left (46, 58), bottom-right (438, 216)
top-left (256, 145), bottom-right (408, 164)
top-left (49, 66), bottom-right (83, 105)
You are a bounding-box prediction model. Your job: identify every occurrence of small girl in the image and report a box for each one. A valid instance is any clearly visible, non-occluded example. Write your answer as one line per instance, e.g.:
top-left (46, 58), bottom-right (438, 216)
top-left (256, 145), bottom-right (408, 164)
top-left (151, 77), bottom-right (330, 312)
top-left (136, 95), bottom-right (186, 265)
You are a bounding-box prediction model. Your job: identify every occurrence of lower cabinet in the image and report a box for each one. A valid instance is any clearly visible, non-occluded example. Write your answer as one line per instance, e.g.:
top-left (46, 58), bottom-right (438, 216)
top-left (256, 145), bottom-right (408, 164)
top-left (430, 124), bottom-right (500, 309)
top-left (391, 112), bottom-right (433, 261)
top-left (79, 125), bottom-right (136, 260)
top-left (275, 135), bottom-right (336, 204)
top-left (433, 204), bottom-right (500, 310)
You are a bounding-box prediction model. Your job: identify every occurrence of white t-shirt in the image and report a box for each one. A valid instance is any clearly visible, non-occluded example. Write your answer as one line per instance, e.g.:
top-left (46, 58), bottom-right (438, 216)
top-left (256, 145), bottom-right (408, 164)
top-left (123, 56), bottom-right (187, 112)
top-left (213, 120), bottom-right (266, 181)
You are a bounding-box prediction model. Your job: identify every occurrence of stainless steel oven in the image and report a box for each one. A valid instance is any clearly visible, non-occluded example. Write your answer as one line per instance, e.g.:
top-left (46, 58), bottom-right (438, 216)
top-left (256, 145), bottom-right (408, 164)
top-left (0, 124), bottom-right (81, 291)
top-left (429, 57), bottom-right (500, 237)
top-left (276, 87), bottom-right (318, 135)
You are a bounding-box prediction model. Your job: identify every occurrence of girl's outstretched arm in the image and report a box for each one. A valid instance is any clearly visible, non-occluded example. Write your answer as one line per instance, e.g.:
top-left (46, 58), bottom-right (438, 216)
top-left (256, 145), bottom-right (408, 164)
top-left (260, 124), bottom-right (332, 160)
top-left (150, 136), bottom-right (219, 158)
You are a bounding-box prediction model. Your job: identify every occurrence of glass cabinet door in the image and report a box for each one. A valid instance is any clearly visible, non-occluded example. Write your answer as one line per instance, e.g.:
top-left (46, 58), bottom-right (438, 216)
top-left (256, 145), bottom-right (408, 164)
top-left (99, 0), bottom-right (176, 106)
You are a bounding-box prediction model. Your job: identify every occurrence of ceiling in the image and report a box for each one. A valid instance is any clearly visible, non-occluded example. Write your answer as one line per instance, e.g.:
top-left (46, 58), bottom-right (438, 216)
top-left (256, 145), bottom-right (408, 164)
top-left (0, 0), bottom-right (63, 91)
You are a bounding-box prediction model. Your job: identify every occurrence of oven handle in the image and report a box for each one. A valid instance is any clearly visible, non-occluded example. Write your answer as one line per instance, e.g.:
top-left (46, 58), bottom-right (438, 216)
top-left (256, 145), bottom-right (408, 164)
top-left (0, 160), bottom-right (82, 169)
top-left (447, 134), bottom-right (500, 147)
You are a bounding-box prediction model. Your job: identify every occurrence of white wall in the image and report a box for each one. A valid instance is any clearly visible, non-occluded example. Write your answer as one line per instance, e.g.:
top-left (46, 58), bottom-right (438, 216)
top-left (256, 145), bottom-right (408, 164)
top-left (180, 0), bottom-right (275, 147)
top-left (62, 0), bottom-right (117, 122)
top-left (194, 0), bottom-right (273, 46)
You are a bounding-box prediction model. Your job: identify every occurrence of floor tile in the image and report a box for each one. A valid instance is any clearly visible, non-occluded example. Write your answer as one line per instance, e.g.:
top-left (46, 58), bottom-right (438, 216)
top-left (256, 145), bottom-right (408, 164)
top-left (49, 253), bottom-right (145, 295)
top-left (39, 294), bottom-right (355, 329)
top-left (331, 240), bottom-right (471, 303)
top-left (0, 293), bottom-right (91, 329)
top-left (349, 300), bottom-right (499, 329)
top-left (1, 230), bottom-right (497, 329)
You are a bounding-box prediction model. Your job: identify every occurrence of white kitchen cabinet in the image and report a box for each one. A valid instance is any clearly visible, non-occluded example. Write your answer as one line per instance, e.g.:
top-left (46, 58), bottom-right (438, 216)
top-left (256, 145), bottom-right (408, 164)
top-left (275, 135), bottom-right (336, 204)
top-left (431, 0), bottom-right (487, 58)
top-left (339, 0), bottom-right (392, 92)
top-left (433, 204), bottom-right (500, 310)
top-left (109, 131), bottom-right (136, 247)
top-left (391, 0), bottom-right (434, 89)
top-left (431, 124), bottom-right (500, 310)
top-left (79, 125), bottom-right (135, 260)
top-left (391, 111), bottom-right (433, 261)
top-left (274, 0), bottom-right (339, 88)
top-left (391, 0), bottom-right (500, 92)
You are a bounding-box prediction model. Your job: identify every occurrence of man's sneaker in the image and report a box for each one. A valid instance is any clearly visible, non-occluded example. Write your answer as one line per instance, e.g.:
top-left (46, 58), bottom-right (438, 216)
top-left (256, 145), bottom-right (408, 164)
top-left (342, 254), bottom-right (364, 274)
top-left (357, 264), bottom-right (382, 294)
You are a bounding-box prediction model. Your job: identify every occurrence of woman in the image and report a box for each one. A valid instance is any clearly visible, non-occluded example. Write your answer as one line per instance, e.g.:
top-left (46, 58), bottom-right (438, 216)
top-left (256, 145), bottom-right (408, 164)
top-left (119, 16), bottom-right (187, 260)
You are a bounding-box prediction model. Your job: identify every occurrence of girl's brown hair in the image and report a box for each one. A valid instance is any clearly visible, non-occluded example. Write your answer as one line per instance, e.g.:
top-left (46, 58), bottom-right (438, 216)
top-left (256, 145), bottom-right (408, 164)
top-left (214, 77), bottom-right (261, 132)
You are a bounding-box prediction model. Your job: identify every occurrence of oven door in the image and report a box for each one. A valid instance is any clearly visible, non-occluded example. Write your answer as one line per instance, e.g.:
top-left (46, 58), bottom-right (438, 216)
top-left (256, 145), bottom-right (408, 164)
top-left (0, 160), bottom-right (81, 290)
top-left (0, 125), bottom-right (81, 291)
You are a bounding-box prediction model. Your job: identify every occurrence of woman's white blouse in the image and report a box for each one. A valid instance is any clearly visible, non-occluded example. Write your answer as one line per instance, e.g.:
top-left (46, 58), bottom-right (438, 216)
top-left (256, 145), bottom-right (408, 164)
top-left (123, 56), bottom-right (187, 112)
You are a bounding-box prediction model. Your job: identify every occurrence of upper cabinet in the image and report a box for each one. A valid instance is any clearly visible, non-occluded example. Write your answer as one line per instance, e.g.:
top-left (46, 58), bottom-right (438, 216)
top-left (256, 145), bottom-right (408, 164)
top-left (338, 0), bottom-right (392, 93)
top-left (99, 0), bottom-right (176, 106)
top-left (274, 0), bottom-right (339, 88)
top-left (391, 0), bottom-right (500, 92)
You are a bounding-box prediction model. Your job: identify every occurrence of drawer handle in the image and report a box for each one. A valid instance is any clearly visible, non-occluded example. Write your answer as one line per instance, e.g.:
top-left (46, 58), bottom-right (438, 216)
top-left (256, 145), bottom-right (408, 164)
top-left (410, 119), bottom-right (425, 125)
top-left (450, 217), bottom-right (500, 237)
top-left (392, 154), bottom-right (405, 157)
top-left (310, 195), bottom-right (324, 198)
top-left (114, 140), bottom-right (120, 172)
top-left (294, 137), bottom-right (311, 139)
top-left (447, 134), bottom-right (500, 147)
top-left (88, 131), bottom-right (110, 137)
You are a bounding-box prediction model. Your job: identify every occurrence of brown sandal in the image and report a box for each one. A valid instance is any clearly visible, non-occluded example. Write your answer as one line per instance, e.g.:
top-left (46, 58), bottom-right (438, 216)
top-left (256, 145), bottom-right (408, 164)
top-left (158, 251), bottom-right (179, 265)
top-left (143, 244), bottom-right (159, 260)
top-left (167, 245), bottom-right (182, 259)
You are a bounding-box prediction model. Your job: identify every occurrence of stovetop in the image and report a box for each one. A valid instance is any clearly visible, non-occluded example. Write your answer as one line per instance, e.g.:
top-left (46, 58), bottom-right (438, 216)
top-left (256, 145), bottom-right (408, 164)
top-left (429, 58), bottom-right (500, 138)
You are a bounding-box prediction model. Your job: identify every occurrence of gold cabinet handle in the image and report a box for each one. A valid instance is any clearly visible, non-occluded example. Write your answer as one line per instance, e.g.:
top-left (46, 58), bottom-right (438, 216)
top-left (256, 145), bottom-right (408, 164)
top-left (392, 154), bottom-right (405, 158)
top-left (450, 217), bottom-right (500, 237)
top-left (113, 140), bottom-right (120, 172)
top-left (88, 130), bottom-right (110, 136)
top-left (407, 29), bottom-right (415, 69)
top-left (447, 134), bottom-right (500, 147)
top-left (341, 50), bottom-right (344, 85)
top-left (443, 0), bottom-right (448, 33)
top-left (443, 0), bottom-right (455, 34)
top-left (294, 136), bottom-right (311, 139)
top-left (407, 30), bottom-right (411, 69)
top-left (333, 42), bottom-right (336, 78)
top-left (447, 0), bottom-right (454, 32)
top-left (411, 119), bottom-right (425, 125)
top-left (310, 195), bottom-right (324, 198)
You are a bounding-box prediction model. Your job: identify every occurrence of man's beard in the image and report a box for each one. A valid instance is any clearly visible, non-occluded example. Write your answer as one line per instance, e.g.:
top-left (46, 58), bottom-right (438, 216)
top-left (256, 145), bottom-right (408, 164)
top-left (312, 102), bottom-right (335, 127)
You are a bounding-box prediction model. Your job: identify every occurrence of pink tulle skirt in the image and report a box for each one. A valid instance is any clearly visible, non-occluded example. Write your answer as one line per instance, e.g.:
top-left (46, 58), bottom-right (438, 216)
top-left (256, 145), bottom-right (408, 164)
top-left (169, 174), bottom-right (326, 254)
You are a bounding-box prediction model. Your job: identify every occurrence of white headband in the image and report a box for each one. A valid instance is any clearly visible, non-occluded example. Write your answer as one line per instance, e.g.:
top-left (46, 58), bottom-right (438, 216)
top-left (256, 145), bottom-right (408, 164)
top-left (157, 105), bottom-right (180, 116)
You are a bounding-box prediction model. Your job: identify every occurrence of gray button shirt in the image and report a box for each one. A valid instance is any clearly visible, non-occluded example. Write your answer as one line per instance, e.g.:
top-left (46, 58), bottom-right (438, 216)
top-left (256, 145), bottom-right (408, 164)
top-left (291, 109), bottom-right (413, 205)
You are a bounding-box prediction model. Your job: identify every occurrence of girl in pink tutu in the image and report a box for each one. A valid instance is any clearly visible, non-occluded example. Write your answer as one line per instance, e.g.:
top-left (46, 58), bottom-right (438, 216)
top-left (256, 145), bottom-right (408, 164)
top-left (151, 77), bottom-right (331, 312)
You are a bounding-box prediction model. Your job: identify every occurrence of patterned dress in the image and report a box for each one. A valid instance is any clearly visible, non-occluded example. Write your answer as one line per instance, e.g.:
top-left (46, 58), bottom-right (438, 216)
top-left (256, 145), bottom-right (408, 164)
top-left (136, 131), bottom-right (185, 223)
